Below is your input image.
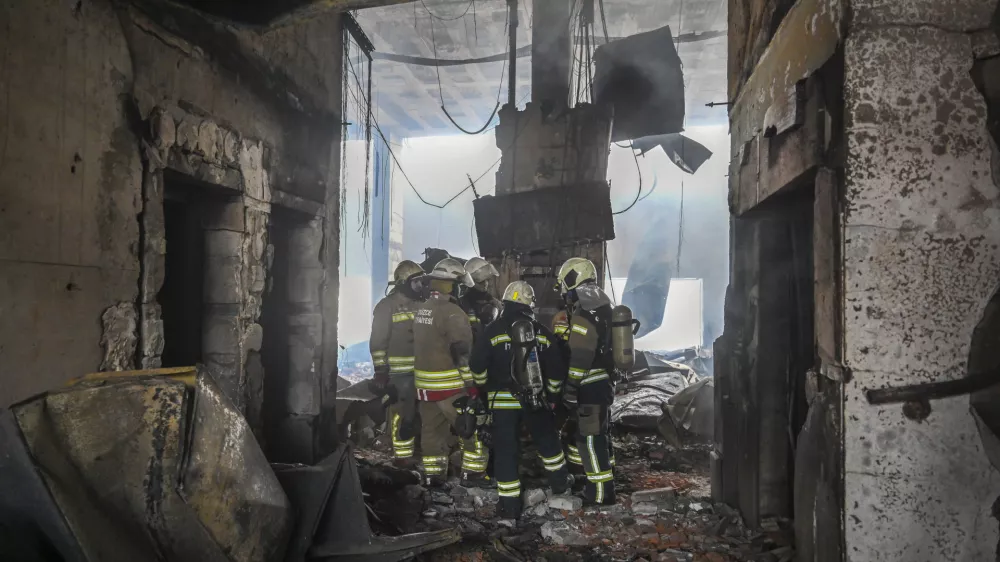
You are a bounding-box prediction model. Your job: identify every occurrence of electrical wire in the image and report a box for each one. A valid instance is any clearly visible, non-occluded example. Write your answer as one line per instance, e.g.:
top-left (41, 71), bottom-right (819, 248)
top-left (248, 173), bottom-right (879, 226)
top-left (420, 0), bottom-right (475, 21)
top-left (597, 0), bottom-right (610, 42)
top-left (346, 53), bottom-right (526, 210)
top-left (612, 143), bottom-right (643, 215)
top-left (429, 7), bottom-right (506, 135)
top-left (604, 243), bottom-right (616, 304)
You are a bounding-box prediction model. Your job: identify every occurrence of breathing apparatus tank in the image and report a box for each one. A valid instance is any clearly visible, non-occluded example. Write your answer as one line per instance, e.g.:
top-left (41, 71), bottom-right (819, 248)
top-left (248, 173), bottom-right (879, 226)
top-left (610, 305), bottom-right (640, 371)
top-left (510, 319), bottom-right (545, 409)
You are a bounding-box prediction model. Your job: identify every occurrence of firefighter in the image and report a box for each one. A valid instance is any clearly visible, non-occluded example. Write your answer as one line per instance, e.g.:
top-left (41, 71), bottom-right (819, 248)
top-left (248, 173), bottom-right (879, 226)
top-left (461, 257), bottom-right (501, 343)
top-left (413, 258), bottom-right (489, 487)
top-left (550, 309), bottom-right (585, 474)
top-left (555, 257), bottom-right (617, 505)
top-left (469, 281), bottom-right (572, 519)
top-left (370, 260), bottom-right (425, 465)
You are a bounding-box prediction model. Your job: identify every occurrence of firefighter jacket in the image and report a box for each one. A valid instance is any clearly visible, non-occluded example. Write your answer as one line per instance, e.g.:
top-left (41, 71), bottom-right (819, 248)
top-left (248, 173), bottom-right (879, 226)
top-left (565, 284), bottom-right (615, 406)
top-left (370, 290), bottom-right (420, 377)
top-left (469, 302), bottom-right (566, 409)
top-left (459, 288), bottom-right (500, 345)
top-left (413, 291), bottom-right (475, 401)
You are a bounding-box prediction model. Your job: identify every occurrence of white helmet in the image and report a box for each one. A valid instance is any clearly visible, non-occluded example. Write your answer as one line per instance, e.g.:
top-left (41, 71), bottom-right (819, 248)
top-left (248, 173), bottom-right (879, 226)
top-left (428, 258), bottom-right (474, 287)
top-left (556, 257), bottom-right (598, 294)
top-left (465, 257), bottom-right (499, 286)
top-left (502, 281), bottom-right (536, 307)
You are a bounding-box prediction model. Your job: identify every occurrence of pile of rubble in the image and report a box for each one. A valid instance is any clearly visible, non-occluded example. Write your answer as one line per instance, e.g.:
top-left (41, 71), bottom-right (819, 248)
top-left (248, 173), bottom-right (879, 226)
top-left (358, 433), bottom-right (793, 562)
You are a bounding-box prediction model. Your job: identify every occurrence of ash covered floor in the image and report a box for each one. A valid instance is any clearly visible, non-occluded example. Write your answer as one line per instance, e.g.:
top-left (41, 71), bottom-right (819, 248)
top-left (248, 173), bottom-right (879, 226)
top-left (355, 432), bottom-right (793, 562)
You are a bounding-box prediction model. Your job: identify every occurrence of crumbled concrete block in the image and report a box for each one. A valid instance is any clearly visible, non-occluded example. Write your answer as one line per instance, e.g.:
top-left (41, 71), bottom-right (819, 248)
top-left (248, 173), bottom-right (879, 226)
top-left (468, 487), bottom-right (499, 503)
top-left (636, 519), bottom-right (658, 538)
top-left (689, 502), bottom-right (710, 513)
top-left (632, 487), bottom-right (677, 504)
top-left (422, 509), bottom-right (439, 519)
top-left (449, 485), bottom-right (469, 498)
top-left (473, 496), bottom-right (485, 508)
top-left (533, 503), bottom-right (550, 518)
top-left (243, 323), bottom-right (263, 352)
top-left (250, 264), bottom-right (267, 294)
top-left (100, 302), bottom-right (137, 372)
top-left (632, 502), bottom-right (659, 516)
top-left (177, 117), bottom-right (200, 151)
top-left (240, 140), bottom-right (270, 202)
top-left (151, 108), bottom-right (175, 150)
top-left (221, 130), bottom-right (239, 163)
top-left (524, 488), bottom-right (547, 508)
top-left (432, 492), bottom-right (454, 505)
top-left (547, 495), bottom-right (583, 511)
top-left (197, 121), bottom-right (220, 160)
top-left (541, 521), bottom-right (590, 546)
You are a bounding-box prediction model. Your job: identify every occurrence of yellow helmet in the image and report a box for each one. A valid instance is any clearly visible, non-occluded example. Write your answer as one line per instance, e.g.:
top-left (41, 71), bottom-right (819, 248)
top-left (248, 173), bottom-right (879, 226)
top-left (556, 257), bottom-right (597, 294)
top-left (393, 260), bottom-right (424, 285)
top-left (502, 281), bottom-right (536, 307)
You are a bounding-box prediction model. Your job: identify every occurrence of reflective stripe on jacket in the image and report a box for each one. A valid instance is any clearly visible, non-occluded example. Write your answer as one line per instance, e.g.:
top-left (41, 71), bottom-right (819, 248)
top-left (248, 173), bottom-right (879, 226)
top-left (413, 292), bottom-right (474, 401)
top-left (370, 291), bottom-right (420, 374)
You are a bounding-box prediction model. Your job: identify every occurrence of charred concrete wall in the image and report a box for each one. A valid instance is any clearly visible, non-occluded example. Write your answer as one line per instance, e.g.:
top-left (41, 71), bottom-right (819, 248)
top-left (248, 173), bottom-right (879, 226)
top-left (0, 0), bottom-right (344, 460)
top-left (842, 2), bottom-right (1000, 560)
top-left (724, 0), bottom-right (1000, 558)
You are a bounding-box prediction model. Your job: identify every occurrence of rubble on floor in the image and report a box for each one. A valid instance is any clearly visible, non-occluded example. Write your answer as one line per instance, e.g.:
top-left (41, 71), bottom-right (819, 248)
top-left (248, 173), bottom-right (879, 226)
top-left (357, 432), bottom-right (794, 562)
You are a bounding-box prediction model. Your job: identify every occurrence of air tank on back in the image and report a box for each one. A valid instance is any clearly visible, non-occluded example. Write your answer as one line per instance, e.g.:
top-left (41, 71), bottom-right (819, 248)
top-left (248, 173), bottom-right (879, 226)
top-left (611, 305), bottom-right (639, 370)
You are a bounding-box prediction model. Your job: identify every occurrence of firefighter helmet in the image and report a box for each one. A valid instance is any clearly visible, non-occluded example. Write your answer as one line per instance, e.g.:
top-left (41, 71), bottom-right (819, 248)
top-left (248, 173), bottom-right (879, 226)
top-left (556, 258), bottom-right (598, 294)
top-left (465, 257), bottom-right (499, 286)
top-left (429, 258), bottom-right (475, 287)
top-left (393, 260), bottom-right (424, 285)
top-left (502, 281), bottom-right (536, 307)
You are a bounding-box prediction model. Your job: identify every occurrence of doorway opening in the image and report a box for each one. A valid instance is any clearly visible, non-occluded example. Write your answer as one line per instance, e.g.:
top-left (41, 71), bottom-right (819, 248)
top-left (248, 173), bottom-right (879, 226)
top-left (159, 176), bottom-right (208, 368)
top-left (260, 207), bottom-right (294, 458)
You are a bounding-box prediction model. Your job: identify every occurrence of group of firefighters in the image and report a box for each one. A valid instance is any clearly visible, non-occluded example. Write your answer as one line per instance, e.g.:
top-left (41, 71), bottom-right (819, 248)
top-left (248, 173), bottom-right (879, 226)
top-left (369, 254), bottom-right (631, 521)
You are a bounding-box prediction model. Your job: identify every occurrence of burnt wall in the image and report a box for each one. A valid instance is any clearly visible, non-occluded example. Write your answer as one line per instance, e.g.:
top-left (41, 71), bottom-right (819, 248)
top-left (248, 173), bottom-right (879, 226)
top-left (0, 0), bottom-right (143, 403)
top-left (0, 0), bottom-right (343, 457)
top-left (842, 2), bottom-right (1000, 559)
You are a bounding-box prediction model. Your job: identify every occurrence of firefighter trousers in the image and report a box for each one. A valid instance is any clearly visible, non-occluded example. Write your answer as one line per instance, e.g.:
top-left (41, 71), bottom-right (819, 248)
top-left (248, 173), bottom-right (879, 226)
top-left (388, 373), bottom-right (419, 459)
top-left (491, 402), bottom-right (570, 518)
top-left (559, 408), bottom-right (615, 473)
top-left (576, 403), bottom-right (616, 505)
top-left (419, 397), bottom-right (488, 477)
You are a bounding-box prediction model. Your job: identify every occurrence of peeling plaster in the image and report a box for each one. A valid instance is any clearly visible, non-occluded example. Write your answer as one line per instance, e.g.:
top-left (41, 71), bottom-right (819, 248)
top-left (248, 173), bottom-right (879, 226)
top-left (100, 302), bottom-right (138, 372)
top-left (844, 23), bottom-right (1000, 562)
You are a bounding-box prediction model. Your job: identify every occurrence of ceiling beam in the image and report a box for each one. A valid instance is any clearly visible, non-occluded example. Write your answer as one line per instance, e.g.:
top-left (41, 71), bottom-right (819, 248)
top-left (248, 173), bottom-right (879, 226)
top-left (270, 0), bottom-right (417, 27)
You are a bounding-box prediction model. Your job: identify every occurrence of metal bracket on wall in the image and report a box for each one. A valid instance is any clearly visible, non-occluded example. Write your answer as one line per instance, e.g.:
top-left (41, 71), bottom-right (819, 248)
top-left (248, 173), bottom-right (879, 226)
top-left (865, 370), bottom-right (1000, 405)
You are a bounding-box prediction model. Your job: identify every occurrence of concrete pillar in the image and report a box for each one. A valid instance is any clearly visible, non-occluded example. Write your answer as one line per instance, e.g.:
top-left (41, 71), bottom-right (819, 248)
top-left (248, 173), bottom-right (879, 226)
top-left (531, 0), bottom-right (573, 107)
top-left (842, 2), bottom-right (1000, 559)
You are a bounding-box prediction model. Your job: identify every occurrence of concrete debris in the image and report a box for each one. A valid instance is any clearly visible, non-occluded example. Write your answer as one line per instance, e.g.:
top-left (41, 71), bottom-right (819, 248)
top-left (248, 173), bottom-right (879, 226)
top-left (540, 521), bottom-right (590, 546)
top-left (433, 492), bottom-right (455, 505)
top-left (524, 488), bottom-right (547, 508)
top-left (633, 487), bottom-right (678, 504)
top-left (468, 487), bottom-right (500, 502)
top-left (547, 494), bottom-right (583, 511)
top-left (633, 502), bottom-right (661, 516)
top-left (354, 425), bottom-right (792, 562)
